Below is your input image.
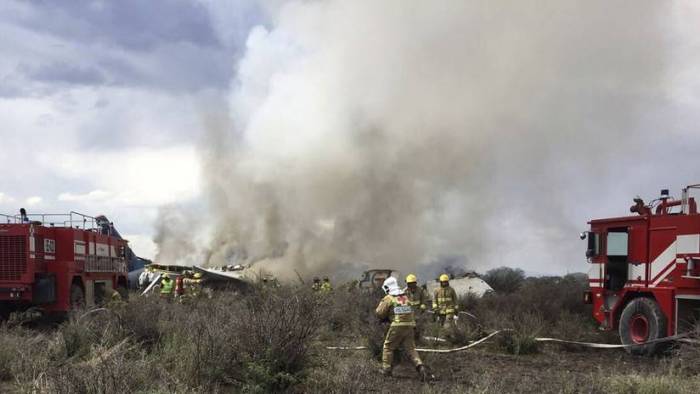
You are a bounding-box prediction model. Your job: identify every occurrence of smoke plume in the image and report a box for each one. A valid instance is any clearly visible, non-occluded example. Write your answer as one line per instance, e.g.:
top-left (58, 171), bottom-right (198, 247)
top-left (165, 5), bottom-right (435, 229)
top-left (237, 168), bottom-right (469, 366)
top-left (159, 1), bottom-right (675, 279)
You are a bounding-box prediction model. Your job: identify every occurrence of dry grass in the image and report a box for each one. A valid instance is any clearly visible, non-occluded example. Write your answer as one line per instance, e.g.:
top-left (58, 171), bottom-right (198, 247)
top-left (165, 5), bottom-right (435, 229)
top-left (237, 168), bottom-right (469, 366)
top-left (0, 274), bottom-right (699, 393)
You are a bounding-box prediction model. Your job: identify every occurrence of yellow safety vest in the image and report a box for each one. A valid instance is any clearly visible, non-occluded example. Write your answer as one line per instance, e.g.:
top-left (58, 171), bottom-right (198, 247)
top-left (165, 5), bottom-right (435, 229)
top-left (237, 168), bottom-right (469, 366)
top-left (390, 295), bottom-right (416, 327)
top-left (160, 279), bottom-right (174, 294)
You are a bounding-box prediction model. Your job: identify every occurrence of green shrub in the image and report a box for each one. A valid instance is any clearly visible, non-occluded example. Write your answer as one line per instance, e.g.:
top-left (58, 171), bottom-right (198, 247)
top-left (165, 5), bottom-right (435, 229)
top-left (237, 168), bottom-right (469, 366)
top-left (496, 313), bottom-right (543, 355)
top-left (482, 267), bottom-right (526, 294)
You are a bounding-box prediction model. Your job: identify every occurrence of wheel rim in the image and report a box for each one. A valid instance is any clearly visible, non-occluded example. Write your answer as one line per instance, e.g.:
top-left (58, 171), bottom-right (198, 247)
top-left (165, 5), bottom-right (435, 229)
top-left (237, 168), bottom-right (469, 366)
top-left (630, 314), bottom-right (649, 343)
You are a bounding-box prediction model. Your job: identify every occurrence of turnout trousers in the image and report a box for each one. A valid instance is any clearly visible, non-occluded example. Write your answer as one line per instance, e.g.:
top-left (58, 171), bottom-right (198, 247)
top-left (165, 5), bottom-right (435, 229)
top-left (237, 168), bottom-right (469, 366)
top-left (382, 325), bottom-right (423, 372)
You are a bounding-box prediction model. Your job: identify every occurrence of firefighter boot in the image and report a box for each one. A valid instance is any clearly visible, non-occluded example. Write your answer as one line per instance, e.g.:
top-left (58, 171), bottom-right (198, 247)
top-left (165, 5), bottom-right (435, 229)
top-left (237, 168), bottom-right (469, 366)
top-left (417, 364), bottom-right (434, 382)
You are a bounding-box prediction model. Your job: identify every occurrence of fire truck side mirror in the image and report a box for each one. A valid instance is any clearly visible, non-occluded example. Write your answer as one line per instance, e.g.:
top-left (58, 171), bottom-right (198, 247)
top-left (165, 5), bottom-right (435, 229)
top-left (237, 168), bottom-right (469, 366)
top-left (585, 232), bottom-right (599, 259)
top-left (580, 232), bottom-right (587, 240)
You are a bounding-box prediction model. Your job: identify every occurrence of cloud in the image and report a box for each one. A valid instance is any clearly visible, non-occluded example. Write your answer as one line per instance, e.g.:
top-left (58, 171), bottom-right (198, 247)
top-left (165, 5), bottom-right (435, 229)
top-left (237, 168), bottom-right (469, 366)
top-left (7, 0), bottom-right (221, 52)
top-left (0, 193), bottom-right (15, 204)
top-left (23, 62), bottom-right (107, 86)
top-left (58, 190), bottom-right (112, 203)
top-left (50, 146), bottom-right (202, 207)
top-left (0, 1), bottom-right (261, 96)
top-left (25, 196), bottom-right (42, 206)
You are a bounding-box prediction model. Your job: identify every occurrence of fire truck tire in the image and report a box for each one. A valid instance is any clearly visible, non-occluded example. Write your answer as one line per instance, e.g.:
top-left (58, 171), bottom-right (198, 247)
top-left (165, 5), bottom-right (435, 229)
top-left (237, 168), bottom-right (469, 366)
top-left (619, 297), bottom-right (667, 356)
top-left (70, 284), bottom-right (85, 310)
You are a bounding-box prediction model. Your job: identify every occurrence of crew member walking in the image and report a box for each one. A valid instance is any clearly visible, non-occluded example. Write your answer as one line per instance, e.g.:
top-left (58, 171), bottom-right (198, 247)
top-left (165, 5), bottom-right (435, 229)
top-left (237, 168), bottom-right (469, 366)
top-left (376, 277), bottom-right (429, 380)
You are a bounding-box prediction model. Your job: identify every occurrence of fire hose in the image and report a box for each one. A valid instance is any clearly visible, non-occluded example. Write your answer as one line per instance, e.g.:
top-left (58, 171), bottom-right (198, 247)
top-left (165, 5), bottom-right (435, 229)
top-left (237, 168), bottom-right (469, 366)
top-left (326, 330), bottom-right (696, 353)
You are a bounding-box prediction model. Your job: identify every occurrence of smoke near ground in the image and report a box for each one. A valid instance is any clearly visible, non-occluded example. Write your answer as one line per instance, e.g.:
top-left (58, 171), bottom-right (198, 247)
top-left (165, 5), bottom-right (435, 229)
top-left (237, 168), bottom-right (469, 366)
top-left (156, 1), bottom-right (677, 279)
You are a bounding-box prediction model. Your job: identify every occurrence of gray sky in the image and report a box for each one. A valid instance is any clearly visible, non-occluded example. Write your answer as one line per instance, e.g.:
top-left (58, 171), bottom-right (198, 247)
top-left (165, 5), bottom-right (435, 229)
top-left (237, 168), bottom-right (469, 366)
top-left (0, 0), bottom-right (264, 257)
top-left (2, 1), bottom-right (700, 276)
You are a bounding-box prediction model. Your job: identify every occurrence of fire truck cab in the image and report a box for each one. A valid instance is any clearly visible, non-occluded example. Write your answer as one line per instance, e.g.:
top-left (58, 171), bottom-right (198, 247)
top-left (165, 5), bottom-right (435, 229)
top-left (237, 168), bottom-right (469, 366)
top-left (0, 211), bottom-right (129, 319)
top-left (584, 185), bottom-right (700, 355)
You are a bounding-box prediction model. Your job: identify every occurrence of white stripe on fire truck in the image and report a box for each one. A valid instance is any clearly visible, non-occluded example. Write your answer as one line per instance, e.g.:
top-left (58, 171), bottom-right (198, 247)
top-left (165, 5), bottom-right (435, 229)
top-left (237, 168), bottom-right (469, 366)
top-left (650, 234), bottom-right (700, 287)
top-left (651, 259), bottom-right (676, 286)
top-left (649, 240), bottom-right (677, 284)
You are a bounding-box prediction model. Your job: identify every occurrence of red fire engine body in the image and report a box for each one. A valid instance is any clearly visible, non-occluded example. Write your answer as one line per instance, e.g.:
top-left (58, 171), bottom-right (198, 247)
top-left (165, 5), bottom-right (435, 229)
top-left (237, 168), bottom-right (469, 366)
top-left (0, 212), bottom-right (129, 318)
top-left (584, 185), bottom-right (700, 355)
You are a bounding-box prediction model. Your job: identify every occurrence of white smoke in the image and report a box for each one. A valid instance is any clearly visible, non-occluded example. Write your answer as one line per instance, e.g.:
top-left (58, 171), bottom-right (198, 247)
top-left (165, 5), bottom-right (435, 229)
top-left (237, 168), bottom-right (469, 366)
top-left (159, 1), bottom-right (681, 279)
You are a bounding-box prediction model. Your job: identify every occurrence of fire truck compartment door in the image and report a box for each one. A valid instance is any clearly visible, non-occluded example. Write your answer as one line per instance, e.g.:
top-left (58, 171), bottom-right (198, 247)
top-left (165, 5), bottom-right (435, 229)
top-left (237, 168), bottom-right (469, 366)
top-left (648, 227), bottom-right (677, 285)
top-left (627, 224), bottom-right (648, 281)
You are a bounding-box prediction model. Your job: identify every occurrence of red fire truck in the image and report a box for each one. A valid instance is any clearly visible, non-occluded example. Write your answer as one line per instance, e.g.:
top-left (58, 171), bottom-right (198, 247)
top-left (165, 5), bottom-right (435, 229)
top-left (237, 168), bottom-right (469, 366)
top-left (0, 211), bottom-right (129, 319)
top-left (583, 185), bottom-right (700, 355)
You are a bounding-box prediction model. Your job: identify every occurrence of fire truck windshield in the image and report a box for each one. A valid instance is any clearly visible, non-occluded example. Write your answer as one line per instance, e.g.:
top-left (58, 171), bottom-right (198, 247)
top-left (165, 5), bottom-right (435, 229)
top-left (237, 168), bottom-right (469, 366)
top-left (607, 232), bottom-right (629, 257)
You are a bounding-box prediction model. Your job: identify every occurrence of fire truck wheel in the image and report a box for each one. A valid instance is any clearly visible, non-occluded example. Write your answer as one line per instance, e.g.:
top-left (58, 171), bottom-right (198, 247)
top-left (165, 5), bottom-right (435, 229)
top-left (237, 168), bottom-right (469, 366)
top-left (70, 284), bottom-right (85, 310)
top-left (619, 297), bottom-right (667, 356)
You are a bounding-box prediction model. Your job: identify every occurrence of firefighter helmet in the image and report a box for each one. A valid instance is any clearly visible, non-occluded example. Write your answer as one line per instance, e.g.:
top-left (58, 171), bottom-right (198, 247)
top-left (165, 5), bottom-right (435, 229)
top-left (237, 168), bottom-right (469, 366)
top-left (406, 274), bottom-right (417, 284)
top-left (193, 272), bottom-right (202, 279)
top-left (382, 276), bottom-right (402, 296)
top-left (439, 274), bottom-right (449, 282)
top-left (162, 273), bottom-right (170, 279)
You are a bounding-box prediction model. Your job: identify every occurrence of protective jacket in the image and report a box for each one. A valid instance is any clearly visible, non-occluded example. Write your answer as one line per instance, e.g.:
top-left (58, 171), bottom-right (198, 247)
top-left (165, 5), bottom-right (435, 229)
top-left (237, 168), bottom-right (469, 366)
top-left (432, 286), bottom-right (458, 315)
top-left (321, 282), bottom-right (332, 292)
top-left (376, 294), bottom-right (416, 327)
top-left (183, 278), bottom-right (203, 297)
top-left (406, 286), bottom-right (430, 312)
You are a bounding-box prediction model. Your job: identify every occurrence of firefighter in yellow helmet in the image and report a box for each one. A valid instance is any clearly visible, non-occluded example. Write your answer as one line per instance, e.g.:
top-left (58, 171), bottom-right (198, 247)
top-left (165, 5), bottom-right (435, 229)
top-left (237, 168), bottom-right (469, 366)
top-left (107, 288), bottom-right (126, 309)
top-left (433, 274), bottom-right (458, 326)
top-left (320, 276), bottom-right (333, 292)
top-left (405, 274), bottom-right (430, 341)
top-left (376, 277), bottom-right (429, 380)
top-left (183, 272), bottom-right (203, 300)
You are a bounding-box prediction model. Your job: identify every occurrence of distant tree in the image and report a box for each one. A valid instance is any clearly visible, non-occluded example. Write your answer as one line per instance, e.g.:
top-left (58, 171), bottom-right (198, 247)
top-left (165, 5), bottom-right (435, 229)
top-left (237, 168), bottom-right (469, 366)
top-left (482, 266), bottom-right (526, 294)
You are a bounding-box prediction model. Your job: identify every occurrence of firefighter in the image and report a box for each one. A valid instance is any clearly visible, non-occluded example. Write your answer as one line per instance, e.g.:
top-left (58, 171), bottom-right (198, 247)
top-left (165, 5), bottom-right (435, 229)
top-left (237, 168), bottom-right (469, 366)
top-left (376, 276), bottom-right (429, 380)
top-left (312, 277), bottom-right (321, 291)
top-left (433, 274), bottom-right (459, 326)
top-left (19, 208), bottom-right (29, 223)
top-left (107, 289), bottom-right (126, 309)
top-left (321, 277), bottom-right (333, 292)
top-left (405, 274), bottom-right (430, 341)
top-left (160, 273), bottom-right (174, 301)
top-left (187, 272), bottom-right (203, 298)
top-left (175, 275), bottom-right (185, 298)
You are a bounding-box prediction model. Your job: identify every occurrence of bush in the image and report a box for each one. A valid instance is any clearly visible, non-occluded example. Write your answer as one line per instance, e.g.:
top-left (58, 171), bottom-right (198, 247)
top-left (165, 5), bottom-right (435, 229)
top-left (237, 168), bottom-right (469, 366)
top-left (496, 313), bottom-right (543, 355)
top-left (482, 267), bottom-right (526, 294)
top-left (0, 285), bottom-right (322, 393)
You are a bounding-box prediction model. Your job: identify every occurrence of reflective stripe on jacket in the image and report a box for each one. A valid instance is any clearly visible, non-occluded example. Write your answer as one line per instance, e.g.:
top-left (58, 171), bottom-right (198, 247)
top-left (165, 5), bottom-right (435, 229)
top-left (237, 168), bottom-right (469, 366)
top-left (406, 287), bottom-right (429, 311)
top-left (375, 294), bottom-right (416, 327)
top-left (432, 286), bottom-right (458, 314)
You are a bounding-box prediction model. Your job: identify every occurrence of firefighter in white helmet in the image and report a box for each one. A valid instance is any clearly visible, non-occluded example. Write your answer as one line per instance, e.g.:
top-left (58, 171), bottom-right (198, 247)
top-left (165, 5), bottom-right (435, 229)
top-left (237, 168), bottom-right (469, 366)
top-left (433, 274), bottom-right (459, 326)
top-left (375, 276), bottom-right (429, 380)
